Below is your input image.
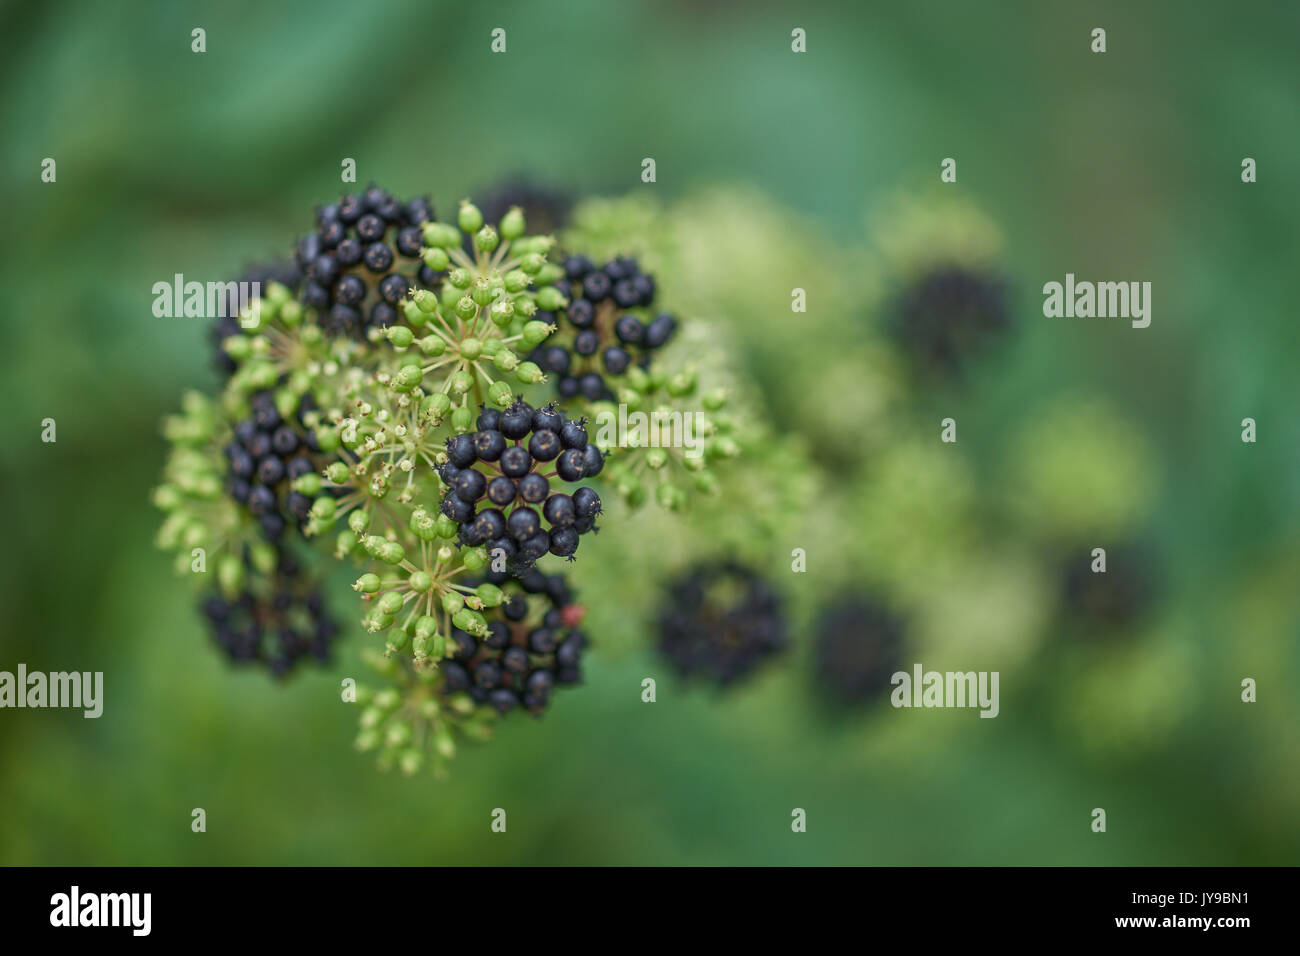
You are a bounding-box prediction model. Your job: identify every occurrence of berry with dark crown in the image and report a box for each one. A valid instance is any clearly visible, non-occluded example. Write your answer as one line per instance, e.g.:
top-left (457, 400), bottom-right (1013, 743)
top-left (439, 400), bottom-right (604, 568)
top-left (531, 255), bottom-right (677, 401)
top-left (656, 561), bottom-right (787, 685)
top-left (813, 597), bottom-right (907, 706)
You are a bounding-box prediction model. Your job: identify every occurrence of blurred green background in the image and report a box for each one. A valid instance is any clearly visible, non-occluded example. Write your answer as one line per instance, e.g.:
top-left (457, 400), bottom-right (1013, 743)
top-left (1, 0), bottom-right (1297, 865)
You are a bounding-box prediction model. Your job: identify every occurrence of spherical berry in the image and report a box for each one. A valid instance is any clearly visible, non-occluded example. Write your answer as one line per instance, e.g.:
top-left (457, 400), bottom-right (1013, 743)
top-left (556, 448), bottom-right (586, 482)
top-left (446, 433), bottom-right (477, 468)
top-left (473, 429), bottom-right (506, 461)
top-left (543, 493), bottom-right (576, 528)
top-left (507, 506), bottom-right (541, 542)
top-left (453, 468), bottom-right (486, 503)
top-left (487, 476), bottom-right (517, 506)
top-left (528, 429), bottom-right (562, 462)
top-left (518, 472), bottom-right (549, 504)
top-left (500, 445), bottom-right (532, 478)
top-left (363, 241), bottom-right (394, 272)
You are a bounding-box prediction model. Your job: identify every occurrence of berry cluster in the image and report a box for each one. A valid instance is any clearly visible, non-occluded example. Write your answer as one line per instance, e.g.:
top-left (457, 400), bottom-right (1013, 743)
top-left (813, 598), bottom-right (906, 706)
top-left (891, 265), bottom-right (1010, 377)
top-left (439, 401), bottom-right (605, 567)
top-left (199, 550), bottom-right (339, 678)
top-left (225, 391), bottom-right (336, 542)
top-left (657, 561), bottom-right (787, 685)
top-left (442, 570), bottom-right (588, 715)
top-left (1061, 543), bottom-right (1159, 633)
top-left (296, 185), bottom-right (435, 338)
top-left (532, 255), bottom-right (677, 401)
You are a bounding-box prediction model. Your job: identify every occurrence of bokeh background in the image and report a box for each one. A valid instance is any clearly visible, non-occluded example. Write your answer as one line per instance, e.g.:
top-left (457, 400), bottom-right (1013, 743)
top-left (1, 0), bottom-right (1297, 865)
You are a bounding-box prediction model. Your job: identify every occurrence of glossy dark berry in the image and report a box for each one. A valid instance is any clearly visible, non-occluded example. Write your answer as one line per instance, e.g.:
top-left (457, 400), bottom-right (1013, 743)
top-left (814, 597), bottom-right (907, 707)
top-left (543, 493), bottom-right (576, 528)
top-left (487, 476), bottom-right (517, 506)
top-left (500, 445), bottom-right (532, 478)
top-left (446, 434), bottom-right (477, 468)
top-left (507, 507), bottom-right (541, 542)
top-left (891, 265), bottom-right (1011, 378)
top-left (517, 472), bottom-right (549, 504)
top-left (473, 429), bottom-right (506, 461)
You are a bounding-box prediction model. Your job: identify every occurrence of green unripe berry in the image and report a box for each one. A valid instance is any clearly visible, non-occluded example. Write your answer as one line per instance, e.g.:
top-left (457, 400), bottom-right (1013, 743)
top-left (458, 201), bottom-right (484, 234)
top-left (423, 393), bottom-right (451, 420)
top-left (422, 222), bottom-right (460, 248)
top-left (521, 320), bottom-right (553, 347)
top-left (476, 583), bottom-right (503, 608)
top-left (387, 326), bottom-right (414, 348)
top-left (489, 298), bottom-right (514, 327)
top-left (348, 509), bottom-right (371, 533)
top-left (500, 206), bottom-right (525, 240)
top-left (449, 370), bottom-right (473, 395)
top-left (535, 263), bottom-right (564, 285)
top-left (410, 507), bottom-right (438, 541)
top-left (442, 592), bottom-right (465, 615)
top-left (408, 571), bottom-right (432, 593)
top-left (335, 529), bottom-right (358, 558)
top-left (535, 286), bottom-right (567, 311)
top-left (462, 546), bottom-right (488, 571)
top-left (435, 514), bottom-right (459, 539)
top-left (513, 296), bottom-right (537, 318)
top-left (504, 269), bottom-right (529, 293)
top-left (448, 267), bottom-right (472, 289)
top-left (422, 247), bottom-right (450, 271)
top-left (315, 427), bottom-right (341, 453)
top-left (455, 296), bottom-right (478, 320)
top-left (459, 337), bottom-right (482, 360)
top-left (489, 381), bottom-right (514, 407)
top-left (451, 404), bottom-right (473, 431)
top-left (493, 349), bottom-right (518, 372)
top-left (311, 497), bottom-right (337, 520)
top-left (515, 362), bottom-right (545, 384)
top-left (395, 364), bottom-right (423, 390)
top-left (703, 388), bottom-right (728, 411)
top-left (471, 276), bottom-right (495, 307)
top-left (326, 462), bottom-right (350, 485)
top-left (355, 573), bottom-right (381, 593)
top-left (377, 591), bottom-right (404, 615)
top-left (403, 300), bottom-right (424, 324)
top-left (519, 253), bottom-right (545, 275)
top-left (414, 616), bottom-right (438, 640)
top-left (656, 483), bottom-right (685, 511)
top-left (294, 472), bottom-right (322, 496)
top-left (474, 225), bottom-right (499, 253)
top-left (379, 541), bottom-right (406, 565)
top-left (217, 552), bottom-right (244, 598)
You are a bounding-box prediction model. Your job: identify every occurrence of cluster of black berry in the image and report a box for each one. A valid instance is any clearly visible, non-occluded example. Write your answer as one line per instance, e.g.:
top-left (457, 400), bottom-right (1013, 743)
top-left (442, 571), bottom-right (588, 715)
top-left (656, 561), bottom-right (787, 685)
top-left (1061, 542), bottom-right (1159, 633)
top-left (225, 391), bottom-right (335, 542)
top-left (439, 401), bottom-right (604, 567)
top-left (891, 265), bottom-right (1010, 378)
top-left (295, 185), bottom-right (435, 338)
top-left (531, 255), bottom-right (677, 401)
top-left (210, 259), bottom-right (303, 376)
top-left (813, 598), bottom-right (906, 706)
top-left (199, 550), bottom-right (339, 678)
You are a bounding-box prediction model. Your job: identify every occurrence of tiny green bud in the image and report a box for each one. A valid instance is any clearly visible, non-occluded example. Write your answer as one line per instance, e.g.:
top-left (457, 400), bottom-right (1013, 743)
top-left (493, 349), bottom-right (519, 372)
top-left (451, 404), bottom-right (473, 431)
top-left (459, 337), bottom-right (482, 360)
top-left (387, 326), bottom-right (414, 348)
top-left (418, 335), bottom-right (446, 356)
top-left (448, 267), bottom-right (472, 289)
top-left (355, 573), bottom-right (381, 593)
top-left (395, 364), bottom-right (423, 390)
top-left (377, 591), bottom-right (404, 615)
top-left (461, 546), bottom-right (487, 571)
top-left (455, 295), bottom-right (477, 320)
top-left (442, 592), bottom-right (465, 615)
top-left (471, 276), bottom-right (495, 307)
top-left (414, 615), bottom-right (438, 640)
top-left (489, 381), bottom-right (514, 407)
top-left (435, 514), bottom-right (459, 539)
top-left (380, 541), bottom-right (406, 565)
top-left (408, 570), bottom-right (432, 593)
top-left (294, 472), bottom-right (322, 496)
top-left (326, 462), bottom-right (351, 485)
top-left (504, 269), bottom-right (529, 293)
